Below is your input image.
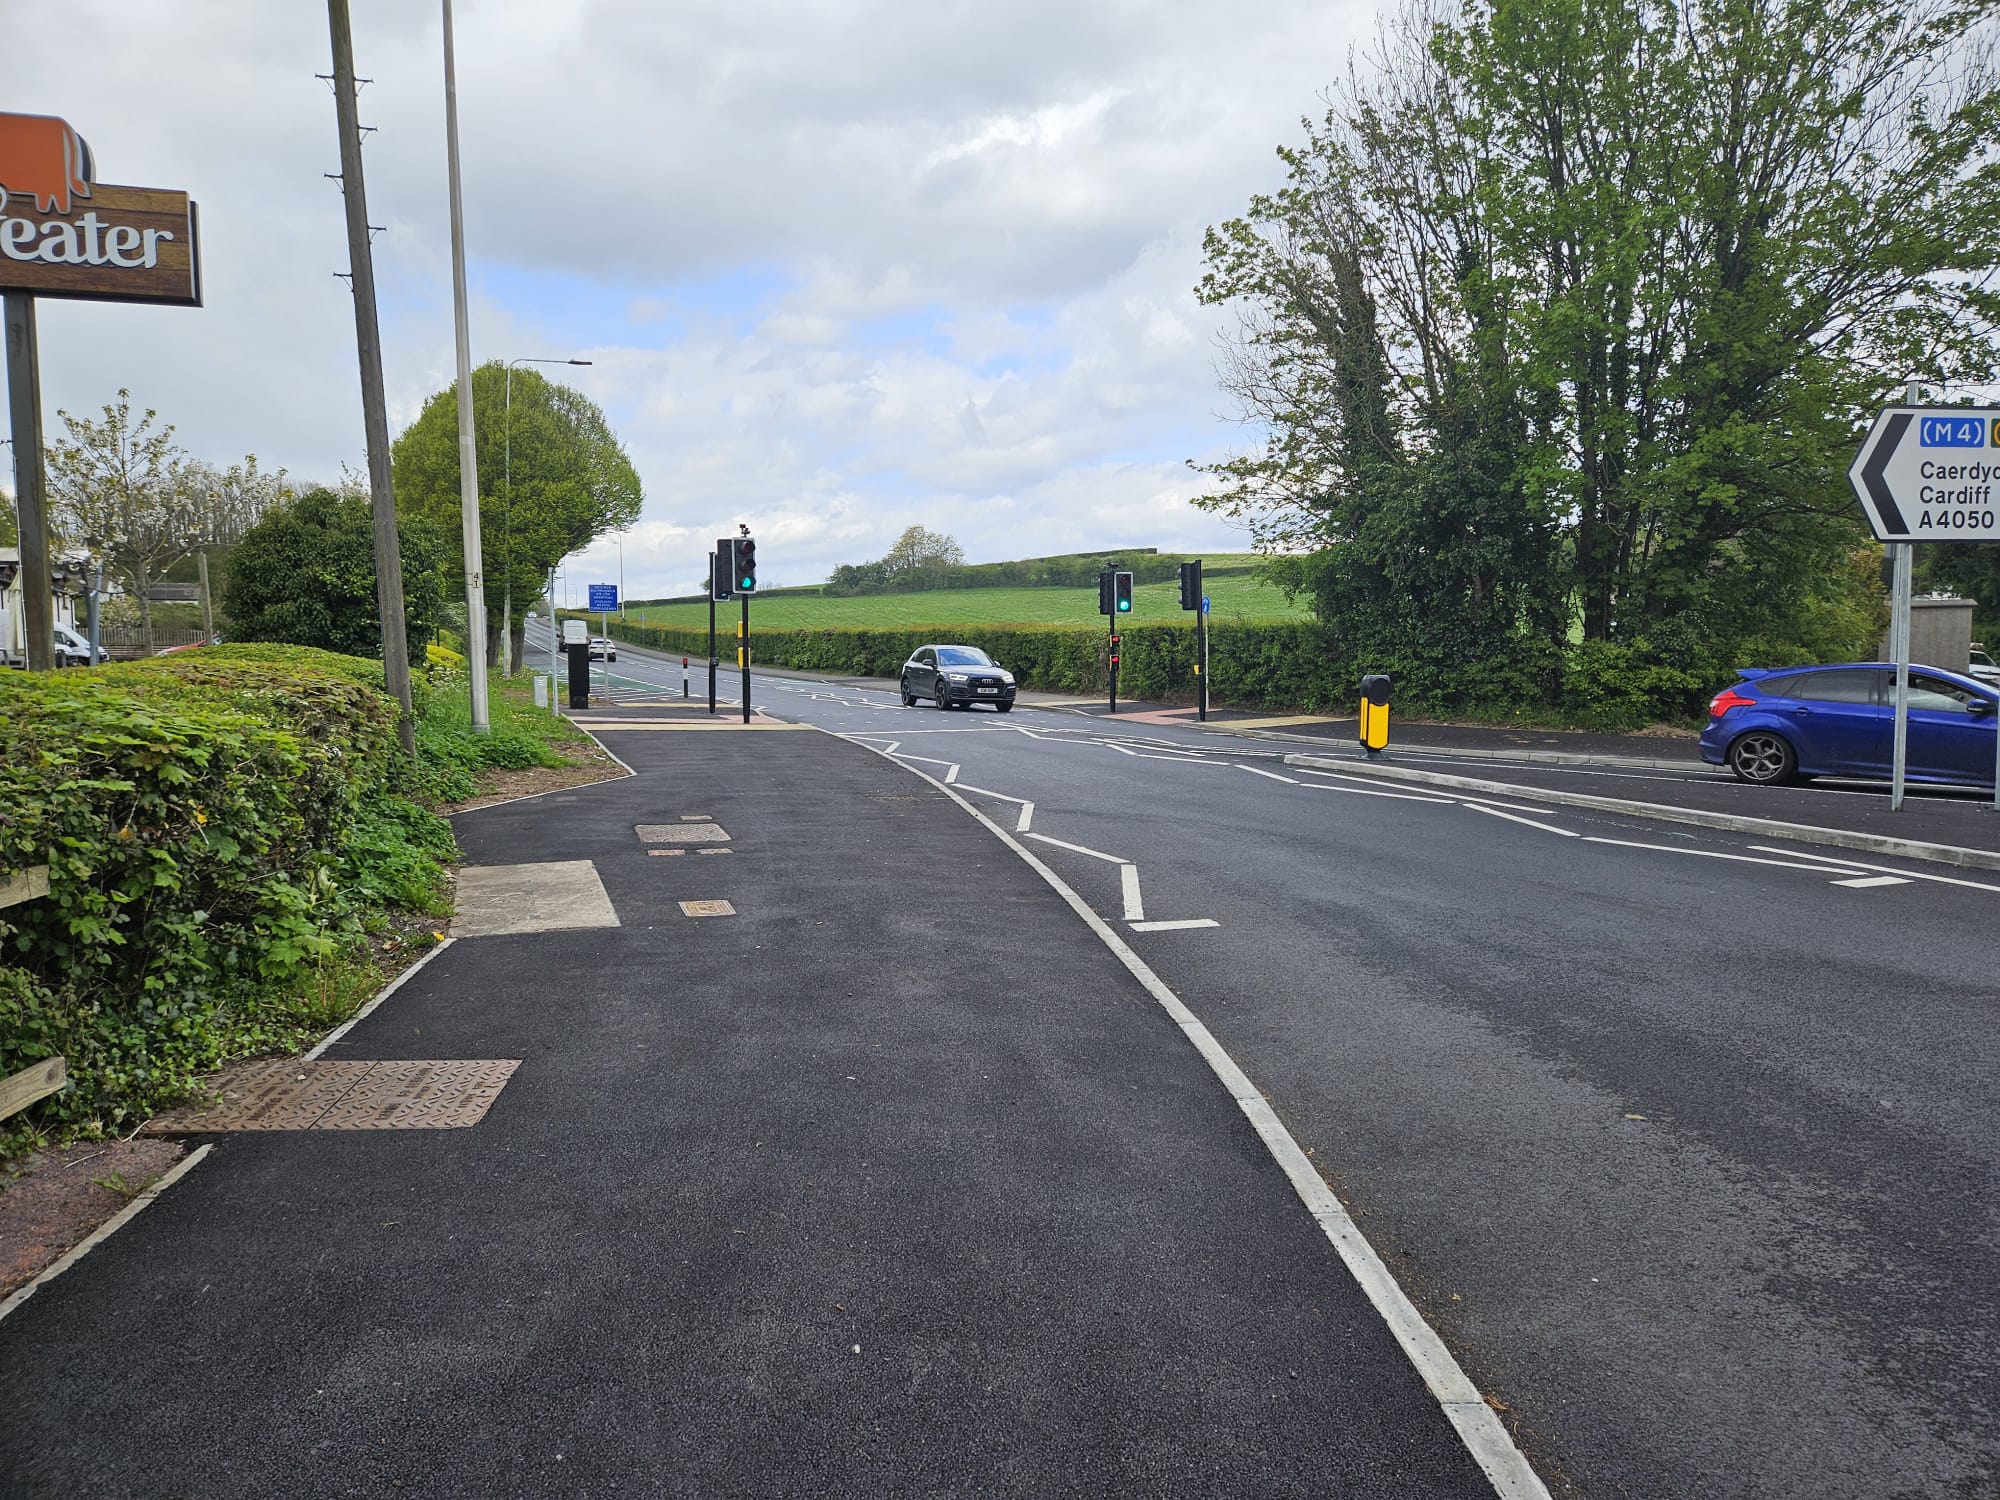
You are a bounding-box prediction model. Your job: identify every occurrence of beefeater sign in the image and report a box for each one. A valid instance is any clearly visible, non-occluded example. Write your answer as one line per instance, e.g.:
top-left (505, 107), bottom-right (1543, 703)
top-left (0, 111), bottom-right (200, 306)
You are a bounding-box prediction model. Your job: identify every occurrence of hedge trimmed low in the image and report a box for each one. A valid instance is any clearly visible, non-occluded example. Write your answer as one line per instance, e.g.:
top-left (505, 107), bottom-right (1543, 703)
top-left (0, 645), bottom-right (451, 1137)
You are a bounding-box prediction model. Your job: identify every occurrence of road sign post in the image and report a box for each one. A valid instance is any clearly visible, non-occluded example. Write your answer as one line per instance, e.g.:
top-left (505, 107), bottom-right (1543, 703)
top-left (1848, 394), bottom-right (2000, 810)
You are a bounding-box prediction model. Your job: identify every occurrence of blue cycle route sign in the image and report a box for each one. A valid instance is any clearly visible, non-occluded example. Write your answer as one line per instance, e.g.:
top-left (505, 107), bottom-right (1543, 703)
top-left (1201, 595), bottom-right (1211, 614)
top-left (588, 584), bottom-right (619, 612)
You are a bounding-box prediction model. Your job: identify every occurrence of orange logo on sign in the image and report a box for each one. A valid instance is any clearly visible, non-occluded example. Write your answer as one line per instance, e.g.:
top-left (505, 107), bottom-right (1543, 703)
top-left (0, 112), bottom-right (94, 216)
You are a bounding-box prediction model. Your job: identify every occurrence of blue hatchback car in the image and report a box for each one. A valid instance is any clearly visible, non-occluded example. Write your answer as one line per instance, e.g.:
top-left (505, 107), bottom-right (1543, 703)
top-left (1700, 663), bottom-right (1998, 787)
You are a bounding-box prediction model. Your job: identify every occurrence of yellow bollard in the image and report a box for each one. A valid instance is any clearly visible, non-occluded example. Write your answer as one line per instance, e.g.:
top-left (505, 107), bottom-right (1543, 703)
top-left (1359, 673), bottom-right (1391, 755)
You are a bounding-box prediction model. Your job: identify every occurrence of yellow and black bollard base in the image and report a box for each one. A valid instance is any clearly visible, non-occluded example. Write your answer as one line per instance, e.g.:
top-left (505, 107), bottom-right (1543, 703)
top-left (1359, 673), bottom-right (1391, 757)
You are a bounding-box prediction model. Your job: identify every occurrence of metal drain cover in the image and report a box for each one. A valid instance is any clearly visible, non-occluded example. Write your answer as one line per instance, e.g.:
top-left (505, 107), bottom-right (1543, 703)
top-left (678, 900), bottom-right (736, 917)
top-left (140, 1059), bottom-right (520, 1133)
top-left (636, 823), bottom-right (731, 843)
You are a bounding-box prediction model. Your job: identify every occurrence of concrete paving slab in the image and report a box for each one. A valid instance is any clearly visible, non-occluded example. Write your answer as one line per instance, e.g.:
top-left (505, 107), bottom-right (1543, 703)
top-left (450, 859), bottom-right (620, 937)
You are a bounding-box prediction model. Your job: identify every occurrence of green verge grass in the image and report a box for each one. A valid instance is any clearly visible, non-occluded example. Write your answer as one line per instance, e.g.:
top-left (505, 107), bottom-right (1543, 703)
top-left (626, 570), bottom-right (1306, 631)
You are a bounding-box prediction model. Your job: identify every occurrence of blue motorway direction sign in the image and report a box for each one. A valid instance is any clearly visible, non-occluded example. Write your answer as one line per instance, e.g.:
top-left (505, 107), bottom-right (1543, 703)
top-left (588, 584), bottom-right (619, 612)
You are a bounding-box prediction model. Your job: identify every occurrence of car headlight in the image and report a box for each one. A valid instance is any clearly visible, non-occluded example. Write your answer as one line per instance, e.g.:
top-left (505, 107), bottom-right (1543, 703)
top-left (999, 672), bottom-right (1014, 684)
top-left (945, 672), bottom-right (969, 682)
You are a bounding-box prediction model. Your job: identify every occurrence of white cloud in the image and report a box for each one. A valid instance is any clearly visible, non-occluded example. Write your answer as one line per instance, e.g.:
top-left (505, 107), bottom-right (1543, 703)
top-left (3, 0), bottom-right (1370, 597)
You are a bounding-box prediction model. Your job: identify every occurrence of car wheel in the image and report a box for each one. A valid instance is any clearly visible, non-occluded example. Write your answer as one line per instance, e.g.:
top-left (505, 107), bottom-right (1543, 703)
top-left (933, 685), bottom-right (950, 710)
top-left (901, 676), bottom-right (917, 707)
top-left (995, 701), bottom-right (1013, 713)
top-left (1727, 730), bottom-right (1796, 785)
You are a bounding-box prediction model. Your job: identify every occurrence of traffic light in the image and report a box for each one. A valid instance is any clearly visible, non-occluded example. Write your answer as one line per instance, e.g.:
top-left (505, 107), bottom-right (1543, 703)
top-left (1109, 632), bottom-right (1121, 668)
top-left (1114, 571), bottom-right (1133, 613)
top-left (737, 536), bottom-right (757, 592)
top-left (1098, 570), bottom-right (1115, 616)
top-left (1178, 560), bottom-right (1202, 610)
top-left (711, 544), bottom-right (734, 600)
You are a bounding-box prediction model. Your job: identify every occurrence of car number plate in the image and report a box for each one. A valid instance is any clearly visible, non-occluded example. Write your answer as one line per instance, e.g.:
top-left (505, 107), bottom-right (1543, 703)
top-left (977, 686), bottom-right (998, 693)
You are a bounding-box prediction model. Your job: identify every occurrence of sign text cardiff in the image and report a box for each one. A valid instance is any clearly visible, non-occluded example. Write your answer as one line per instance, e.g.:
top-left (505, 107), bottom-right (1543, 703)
top-left (1848, 406), bottom-right (2000, 542)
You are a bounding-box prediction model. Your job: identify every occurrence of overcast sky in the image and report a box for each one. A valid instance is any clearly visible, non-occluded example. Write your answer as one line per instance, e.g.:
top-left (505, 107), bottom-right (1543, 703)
top-left (3, 1), bottom-right (1371, 599)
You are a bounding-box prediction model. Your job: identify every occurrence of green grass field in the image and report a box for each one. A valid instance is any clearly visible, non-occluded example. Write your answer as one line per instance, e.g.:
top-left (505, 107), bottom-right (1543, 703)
top-left (624, 567), bottom-right (1307, 631)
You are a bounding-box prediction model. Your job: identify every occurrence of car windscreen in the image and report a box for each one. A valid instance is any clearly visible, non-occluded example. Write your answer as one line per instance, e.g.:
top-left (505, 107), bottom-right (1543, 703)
top-left (937, 647), bottom-right (993, 666)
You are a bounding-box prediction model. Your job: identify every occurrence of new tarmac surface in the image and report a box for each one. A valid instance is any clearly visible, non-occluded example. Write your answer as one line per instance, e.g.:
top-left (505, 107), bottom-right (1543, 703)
top-left (0, 721), bottom-right (1495, 1498)
top-left (558, 635), bottom-right (2000, 1499)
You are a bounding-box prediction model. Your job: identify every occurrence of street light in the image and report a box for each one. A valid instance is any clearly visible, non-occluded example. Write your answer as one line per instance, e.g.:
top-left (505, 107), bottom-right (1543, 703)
top-left (504, 355), bottom-right (591, 675)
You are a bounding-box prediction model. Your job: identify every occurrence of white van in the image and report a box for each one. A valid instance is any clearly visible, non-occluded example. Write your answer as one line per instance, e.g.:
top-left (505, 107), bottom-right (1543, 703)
top-left (51, 624), bottom-right (108, 666)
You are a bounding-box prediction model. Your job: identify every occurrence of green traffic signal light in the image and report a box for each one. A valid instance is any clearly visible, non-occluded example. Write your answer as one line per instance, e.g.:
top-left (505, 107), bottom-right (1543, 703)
top-left (1117, 598), bottom-right (1130, 611)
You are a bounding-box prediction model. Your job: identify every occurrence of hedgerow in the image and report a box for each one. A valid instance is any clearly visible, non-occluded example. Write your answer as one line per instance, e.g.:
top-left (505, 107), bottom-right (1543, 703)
top-left (597, 617), bottom-right (1711, 726)
top-left (0, 646), bottom-right (459, 1142)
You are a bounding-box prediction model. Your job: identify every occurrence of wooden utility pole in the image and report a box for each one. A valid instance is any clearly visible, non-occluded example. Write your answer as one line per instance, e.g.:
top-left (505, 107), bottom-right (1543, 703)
top-left (4, 294), bottom-right (55, 673)
top-left (328, 0), bottom-right (416, 753)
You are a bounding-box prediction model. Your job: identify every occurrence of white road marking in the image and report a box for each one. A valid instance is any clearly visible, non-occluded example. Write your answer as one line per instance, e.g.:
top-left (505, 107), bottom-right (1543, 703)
top-left (944, 764), bottom-right (959, 784)
top-left (1024, 832), bottom-right (1129, 865)
top-left (1831, 875), bottom-right (1914, 889)
top-left (837, 733), bottom-right (1551, 1500)
top-left (1299, 781), bottom-right (1461, 805)
top-left (952, 784), bottom-right (1035, 833)
top-left (1582, 837), bottom-right (1864, 876)
top-left (1237, 764), bottom-right (1301, 784)
top-left (1745, 846), bottom-right (2000, 894)
top-left (1130, 918), bottom-right (1221, 932)
top-left (1455, 796), bottom-right (1570, 815)
top-left (1462, 803), bottom-right (1579, 838)
top-left (1121, 864), bottom-right (1145, 921)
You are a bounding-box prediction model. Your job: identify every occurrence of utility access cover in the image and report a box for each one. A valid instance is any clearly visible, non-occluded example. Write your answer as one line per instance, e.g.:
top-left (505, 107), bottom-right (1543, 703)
top-left (636, 823), bottom-right (732, 843)
top-left (140, 1059), bottom-right (520, 1133)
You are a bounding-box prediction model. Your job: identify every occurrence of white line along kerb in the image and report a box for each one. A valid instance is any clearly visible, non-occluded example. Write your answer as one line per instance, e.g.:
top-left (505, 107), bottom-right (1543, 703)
top-left (831, 729), bottom-right (1551, 1500)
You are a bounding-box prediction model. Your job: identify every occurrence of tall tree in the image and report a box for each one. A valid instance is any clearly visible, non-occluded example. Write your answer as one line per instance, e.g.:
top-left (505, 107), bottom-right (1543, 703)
top-left (880, 526), bottom-right (965, 586)
top-left (392, 362), bottom-right (642, 671)
top-left (1199, 0), bottom-right (1998, 710)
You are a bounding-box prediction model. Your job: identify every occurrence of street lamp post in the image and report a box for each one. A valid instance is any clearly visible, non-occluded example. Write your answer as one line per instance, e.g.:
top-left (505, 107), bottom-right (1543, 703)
top-left (503, 355), bottom-right (591, 675)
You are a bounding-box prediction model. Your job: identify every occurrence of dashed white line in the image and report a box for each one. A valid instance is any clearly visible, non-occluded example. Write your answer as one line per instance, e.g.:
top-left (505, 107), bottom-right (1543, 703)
top-left (1831, 875), bottom-right (1914, 889)
top-left (1582, 836), bottom-right (1863, 876)
top-left (1024, 832), bottom-right (1128, 865)
top-left (1130, 918), bottom-right (1222, 932)
top-left (1461, 803), bottom-right (1579, 838)
top-left (1121, 864), bottom-right (1145, 922)
top-left (1236, 764), bottom-right (1301, 784)
top-left (953, 783), bottom-right (1035, 833)
top-left (1744, 846), bottom-right (2000, 894)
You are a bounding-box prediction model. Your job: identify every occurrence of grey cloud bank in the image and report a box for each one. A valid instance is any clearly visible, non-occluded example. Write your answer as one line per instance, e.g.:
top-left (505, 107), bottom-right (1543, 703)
top-left (3, 0), bottom-right (1373, 596)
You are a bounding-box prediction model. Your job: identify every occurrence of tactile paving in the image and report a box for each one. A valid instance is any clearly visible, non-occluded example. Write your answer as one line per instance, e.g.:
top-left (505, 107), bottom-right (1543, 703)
top-left (635, 823), bottom-right (731, 843)
top-left (313, 1060), bottom-right (520, 1130)
top-left (140, 1059), bottom-right (519, 1133)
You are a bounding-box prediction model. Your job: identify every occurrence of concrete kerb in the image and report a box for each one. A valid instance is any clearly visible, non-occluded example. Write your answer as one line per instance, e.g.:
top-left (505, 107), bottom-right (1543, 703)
top-left (1286, 753), bottom-right (2000, 873)
top-left (1196, 720), bottom-right (1700, 771)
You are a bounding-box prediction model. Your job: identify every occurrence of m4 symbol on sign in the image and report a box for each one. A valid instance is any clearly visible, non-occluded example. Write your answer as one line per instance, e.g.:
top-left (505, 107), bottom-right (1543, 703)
top-left (1919, 416), bottom-right (1987, 448)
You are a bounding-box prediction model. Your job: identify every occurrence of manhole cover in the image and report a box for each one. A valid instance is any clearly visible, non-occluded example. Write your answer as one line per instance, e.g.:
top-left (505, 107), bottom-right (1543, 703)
top-left (139, 1059), bottom-right (520, 1133)
top-left (679, 900), bottom-right (736, 917)
top-left (636, 823), bottom-right (731, 843)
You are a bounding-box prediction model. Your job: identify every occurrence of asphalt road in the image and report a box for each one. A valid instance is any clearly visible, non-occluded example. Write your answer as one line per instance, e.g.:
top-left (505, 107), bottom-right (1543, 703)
top-left (1, 720), bottom-right (1497, 1498)
top-left (577, 634), bottom-right (2000, 1499)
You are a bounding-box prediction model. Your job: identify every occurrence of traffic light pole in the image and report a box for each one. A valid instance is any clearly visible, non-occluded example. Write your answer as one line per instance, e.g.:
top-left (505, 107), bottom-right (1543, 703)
top-left (707, 553), bottom-right (718, 716)
top-left (740, 592), bottom-right (751, 724)
top-left (1108, 620), bottom-right (1119, 715)
top-left (1196, 608), bottom-right (1208, 722)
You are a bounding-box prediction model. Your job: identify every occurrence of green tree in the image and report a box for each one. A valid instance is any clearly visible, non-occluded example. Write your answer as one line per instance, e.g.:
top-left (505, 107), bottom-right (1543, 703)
top-left (1197, 0), bottom-right (1998, 714)
top-left (223, 488), bottom-right (445, 658)
top-left (392, 363), bottom-right (643, 671)
top-left (0, 488), bottom-right (16, 547)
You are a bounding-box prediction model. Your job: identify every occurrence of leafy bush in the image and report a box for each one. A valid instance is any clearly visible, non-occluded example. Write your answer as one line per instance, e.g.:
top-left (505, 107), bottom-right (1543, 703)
top-left (0, 645), bottom-right (456, 1141)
